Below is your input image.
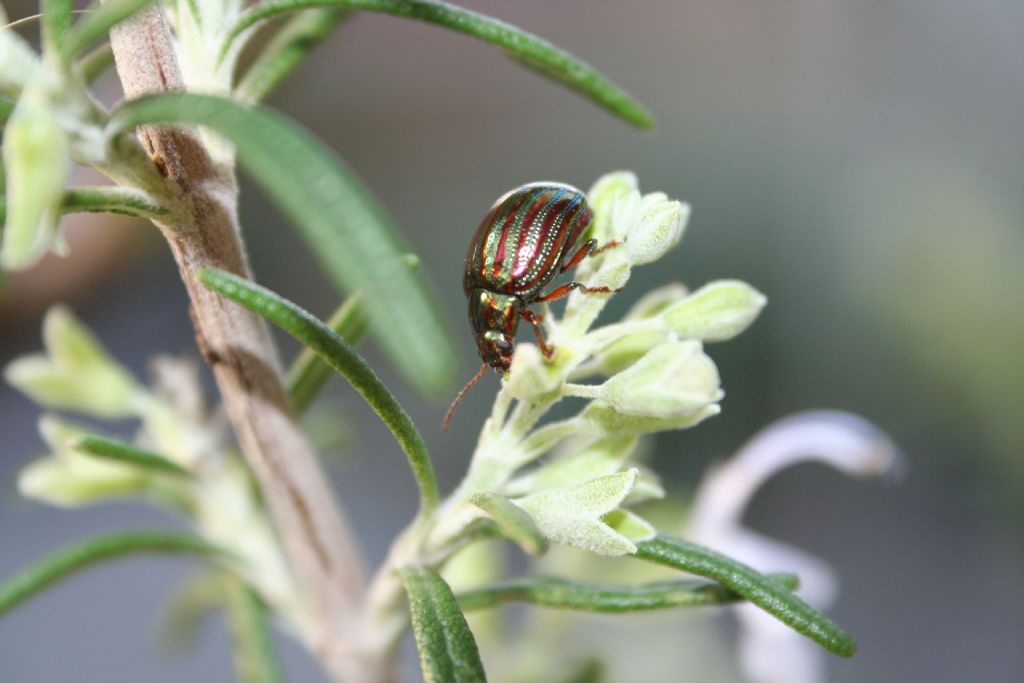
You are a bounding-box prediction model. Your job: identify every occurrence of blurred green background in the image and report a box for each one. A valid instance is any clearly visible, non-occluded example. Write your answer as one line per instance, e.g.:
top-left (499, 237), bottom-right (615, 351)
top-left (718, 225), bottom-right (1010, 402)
top-left (1, 2), bottom-right (1021, 681)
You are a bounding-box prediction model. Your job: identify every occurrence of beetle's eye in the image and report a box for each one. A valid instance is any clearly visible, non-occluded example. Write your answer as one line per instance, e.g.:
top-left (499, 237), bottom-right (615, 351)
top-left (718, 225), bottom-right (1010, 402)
top-left (495, 338), bottom-right (512, 352)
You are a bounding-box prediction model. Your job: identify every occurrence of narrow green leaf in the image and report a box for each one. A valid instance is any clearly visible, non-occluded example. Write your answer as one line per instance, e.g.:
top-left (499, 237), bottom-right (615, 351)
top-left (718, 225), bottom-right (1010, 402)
top-left (71, 434), bottom-right (193, 478)
top-left (223, 575), bottom-right (284, 683)
top-left (221, 0), bottom-right (652, 129)
top-left (108, 93), bottom-right (457, 397)
top-left (62, 186), bottom-right (169, 219)
top-left (63, 0), bottom-right (154, 60)
top-left (199, 268), bottom-right (439, 513)
top-left (457, 573), bottom-right (800, 613)
top-left (0, 532), bottom-right (228, 617)
top-left (236, 8), bottom-right (353, 103)
top-left (470, 492), bottom-right (548, 556)
top-left (42, 0), bottom-right (74, 56)
top-left (78, 42), bottom-right (115, 83)
top-left (400, 566), bottom-right (487, 683)
top-left (634, 534), bottom-right (856, 657)
top-left (0, 187), bottom-right (162, 246)
top-left (287, 292), bottom-right (368, 414)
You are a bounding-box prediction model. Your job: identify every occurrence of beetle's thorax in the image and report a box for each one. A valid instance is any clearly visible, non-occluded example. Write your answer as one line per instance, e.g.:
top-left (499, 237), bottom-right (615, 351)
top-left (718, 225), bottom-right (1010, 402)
top-left (468, 288), bottom-right (522, 372)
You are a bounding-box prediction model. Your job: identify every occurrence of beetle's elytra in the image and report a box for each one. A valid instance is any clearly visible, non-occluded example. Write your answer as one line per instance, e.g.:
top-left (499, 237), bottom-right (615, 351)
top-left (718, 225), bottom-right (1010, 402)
top-left (444, 182), bottom-right (619, 430)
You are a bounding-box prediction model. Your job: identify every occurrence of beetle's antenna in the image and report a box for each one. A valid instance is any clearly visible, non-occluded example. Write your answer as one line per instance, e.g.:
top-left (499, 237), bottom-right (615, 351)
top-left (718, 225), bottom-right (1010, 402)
top-left (443, 363), bottom-right (489, 432)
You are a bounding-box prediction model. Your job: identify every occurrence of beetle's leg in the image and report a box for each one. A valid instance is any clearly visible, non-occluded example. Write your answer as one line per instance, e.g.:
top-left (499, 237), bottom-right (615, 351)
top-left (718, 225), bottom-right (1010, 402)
top-left (538, 281), bottom-right (620, 304)
top-left (560, 238), bottom-right (621, 273)
top-left (520, 309), bottom-right (554, 357)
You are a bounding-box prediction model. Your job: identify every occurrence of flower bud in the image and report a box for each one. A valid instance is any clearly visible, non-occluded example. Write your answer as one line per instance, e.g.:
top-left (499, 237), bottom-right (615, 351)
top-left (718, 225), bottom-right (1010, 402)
top-left (1, 83), bottom-right (70, 269)
top-left (587, 171), bottom-right (639, 242)
top-left (5, 306), bottom-right (140, 417)
top-left (598, 339), bottom-right (723, 418)
top-left (579, 401), bottom-right (720, 438)
top-left (661, 280), bottom-right (767, 342)
top-left (624, 282), bottom-right (690, 321)
top-left (624, 193), bottom-right (689, 266)
top-left (586, 283), bottom-right (689, 374)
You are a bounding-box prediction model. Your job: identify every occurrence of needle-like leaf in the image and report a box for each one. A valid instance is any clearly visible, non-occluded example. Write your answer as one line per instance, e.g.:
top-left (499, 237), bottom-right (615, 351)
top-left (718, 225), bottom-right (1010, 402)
top-left (0, 532), bottom-right (229, 617)
top-left (60, 186), bottom-right (169, 219)
top-left (235, 8), bottom-right (353, 103)
top-left (287, 292), bottom-right (368, 414)
top-left (400, 566), bottom-right (487, 683)
top-left (457, 573), bottom-right (800, 613)
top-left (199, 268), bottom-right (439, 513)
top-left (41, 0), bottom-right (73, 56)
top-left (71, 434), bottom-right (193, 478)
top-left (63, 0), bottom-right (154, 60)
top-left (634, 534), bottom-right (856, 657)
top-left (221, 0), bottom-right (653, 129)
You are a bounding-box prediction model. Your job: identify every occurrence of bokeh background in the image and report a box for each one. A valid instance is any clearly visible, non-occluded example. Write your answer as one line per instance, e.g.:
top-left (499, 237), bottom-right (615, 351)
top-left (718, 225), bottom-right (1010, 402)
top-left (1, 1), bottom-right (1022, 681)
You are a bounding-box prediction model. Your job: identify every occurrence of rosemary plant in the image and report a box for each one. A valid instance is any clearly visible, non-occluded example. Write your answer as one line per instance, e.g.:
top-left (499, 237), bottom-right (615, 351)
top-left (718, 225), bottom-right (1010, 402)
top-left (0, 3), bottom-right (892, 682)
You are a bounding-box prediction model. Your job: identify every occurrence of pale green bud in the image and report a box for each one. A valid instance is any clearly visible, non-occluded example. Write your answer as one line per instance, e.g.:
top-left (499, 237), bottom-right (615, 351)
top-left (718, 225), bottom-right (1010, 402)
top-left (1, 83), bottom-right (70, 269)
top-left (624, 282), bottom-right (690, 321)
top-left (661, 280), bottom-right (767, 342)
top-left (579, 401), bottom-right (720, 438)
top-left (624, 193), bottom-right (689, 266)
top-left (516, 469), bottom-right (641, 556)
top-left (587, 171), bottom-right (639, 243)
top-left (595, 340), bottom-right (722, 418)
top-left (588, 283), bottom-right (689, 374)
top-left (5, 306), bottom-right (140, 417)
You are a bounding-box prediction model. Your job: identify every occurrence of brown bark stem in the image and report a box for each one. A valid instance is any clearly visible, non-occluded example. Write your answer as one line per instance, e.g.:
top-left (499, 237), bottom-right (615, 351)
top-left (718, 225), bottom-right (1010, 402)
top-left (106, 6), bottom-right (390, 682)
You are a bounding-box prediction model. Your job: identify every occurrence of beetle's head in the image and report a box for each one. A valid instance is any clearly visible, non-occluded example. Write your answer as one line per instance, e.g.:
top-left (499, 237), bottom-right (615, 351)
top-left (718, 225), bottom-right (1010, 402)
top-left (475, 329), bottom-right (514, 373)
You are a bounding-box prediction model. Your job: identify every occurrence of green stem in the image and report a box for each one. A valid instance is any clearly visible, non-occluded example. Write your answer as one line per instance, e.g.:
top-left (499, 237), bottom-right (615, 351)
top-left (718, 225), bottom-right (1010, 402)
top-left (562, 383), bottom-right (602, 399)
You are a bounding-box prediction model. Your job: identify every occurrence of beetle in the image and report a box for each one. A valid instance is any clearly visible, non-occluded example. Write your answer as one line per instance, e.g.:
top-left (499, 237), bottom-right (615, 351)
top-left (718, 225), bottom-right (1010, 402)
top-left (443, 182), bottom-right (618, 430)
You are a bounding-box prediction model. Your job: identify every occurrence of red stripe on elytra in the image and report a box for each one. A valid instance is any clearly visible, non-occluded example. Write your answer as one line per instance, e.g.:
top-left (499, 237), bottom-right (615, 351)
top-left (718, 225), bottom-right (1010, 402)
top-left (519, 195), bottom-right (581, 291)
top-left (512, 189), bottom-right (560, 279)
top-left (496, 188), bottom-right (551, 282)
top-left (484, 191), bottom-right (530, 281)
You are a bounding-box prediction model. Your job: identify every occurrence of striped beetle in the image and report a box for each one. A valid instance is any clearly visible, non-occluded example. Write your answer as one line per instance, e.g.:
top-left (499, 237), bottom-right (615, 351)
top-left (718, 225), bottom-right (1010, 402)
top-left (444, 182), bottom-right (618, 430)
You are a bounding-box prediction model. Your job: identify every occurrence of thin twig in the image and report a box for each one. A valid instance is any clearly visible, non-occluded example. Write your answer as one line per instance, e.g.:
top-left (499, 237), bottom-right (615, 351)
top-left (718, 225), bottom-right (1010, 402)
top-left (105, 5), bottom-right (386, 682)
